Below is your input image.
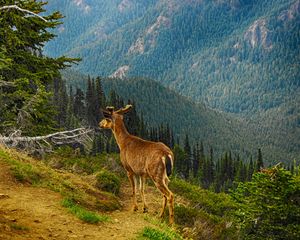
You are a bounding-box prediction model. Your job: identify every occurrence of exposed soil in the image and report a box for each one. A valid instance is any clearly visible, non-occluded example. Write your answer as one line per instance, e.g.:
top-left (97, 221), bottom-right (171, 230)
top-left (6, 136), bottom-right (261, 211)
top-left (0, 161), bottom-right (167, 240)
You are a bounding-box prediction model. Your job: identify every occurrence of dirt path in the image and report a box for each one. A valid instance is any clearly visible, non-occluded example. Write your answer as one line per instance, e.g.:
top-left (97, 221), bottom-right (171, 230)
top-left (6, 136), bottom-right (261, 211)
top-left (0, 162), bottom-right (164, 240)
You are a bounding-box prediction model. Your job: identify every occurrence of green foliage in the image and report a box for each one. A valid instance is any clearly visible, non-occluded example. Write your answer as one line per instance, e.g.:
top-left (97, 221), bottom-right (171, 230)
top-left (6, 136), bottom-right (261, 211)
top-left (95, 169), bottom-right (121, 195)
top-left (138, 216), bottom-right (183, 240)
top-left (49, 0), bottom-right (300, 163)
top-left (61, 198), bottom-right (109, 224)
top-left (169, 178), bottom-right (238, 239)
top-left (174, 204), bottom-right (199, 226)
top-left (137, 227), bottom-right (174, 240)
top-left (11, 162), bottom-right (42, 184)
top-left (170, 178), bottom-right (237, 216)
top-left (9, 223), bottom-right (30, 231)
top-left (0, 0), bottom-right (76, 135)
top-left (231, 165), bottom-right (300, 239)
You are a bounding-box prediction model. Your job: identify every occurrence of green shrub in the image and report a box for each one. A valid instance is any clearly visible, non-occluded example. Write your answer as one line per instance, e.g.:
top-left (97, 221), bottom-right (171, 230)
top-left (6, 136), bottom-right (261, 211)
top-left (174, 204), bottom-right (198, 226)
top-left (95, 169), bottom-right (121, 195)
top-left (231, 165), bottom-right (300, 240)
top-left (138, 227), bottom-right (174, 240)
top-left (170, 177), bottom-right (237, 216)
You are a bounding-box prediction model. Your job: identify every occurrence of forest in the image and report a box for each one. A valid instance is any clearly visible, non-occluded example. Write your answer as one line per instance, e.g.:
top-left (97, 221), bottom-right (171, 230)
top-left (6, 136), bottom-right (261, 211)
top-left (0, 1), bottom-right (299, 239)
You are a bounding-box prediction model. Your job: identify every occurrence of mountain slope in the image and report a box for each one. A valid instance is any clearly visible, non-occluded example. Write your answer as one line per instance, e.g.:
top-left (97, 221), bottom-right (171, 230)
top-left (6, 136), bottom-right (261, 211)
top-left (0, 147), bottom-right (180, 239)
top-left (62, 70), bottom-right (299, 164)
top-left (44, 0), bottom-right (300, 117)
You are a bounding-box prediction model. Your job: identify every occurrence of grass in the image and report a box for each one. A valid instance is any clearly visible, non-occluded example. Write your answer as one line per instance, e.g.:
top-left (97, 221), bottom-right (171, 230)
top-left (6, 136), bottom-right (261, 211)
top-left (167, 177), bottom-right (239, 240)
top-left (61, 198), bottom-right (110, 224)
top-left (0, 146), bottom-right (121, 219)
top-left (169, 177), bottom-right (237, 216)
top-left (142, 216), bottom-right (183, 240)
top-left (10, 223), bottom-right (30, 231)
top-left (45, 147), bottom-right (123, 176)
top-left (137, 227), bottom-right (175, 240)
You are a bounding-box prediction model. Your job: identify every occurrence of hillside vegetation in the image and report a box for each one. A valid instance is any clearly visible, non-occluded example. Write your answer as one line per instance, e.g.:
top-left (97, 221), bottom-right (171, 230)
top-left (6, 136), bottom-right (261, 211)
top-left (43, 0), bottom-right (300, 164)
top-left (44, 0), bottom-right (300, 116)
top-left (1, 146), bottom-right (299, 239)
top-left (62, 70), bottom-right (299, 164)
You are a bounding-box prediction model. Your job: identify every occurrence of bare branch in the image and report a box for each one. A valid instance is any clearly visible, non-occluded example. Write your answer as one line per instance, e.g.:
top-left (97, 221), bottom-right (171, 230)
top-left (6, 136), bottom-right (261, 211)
top-left (0, 5), bottom-right (48, 22)
top-left (0, 80), bottom-right (15, 88)
top-left (0, 128), bottom-right (94, 157)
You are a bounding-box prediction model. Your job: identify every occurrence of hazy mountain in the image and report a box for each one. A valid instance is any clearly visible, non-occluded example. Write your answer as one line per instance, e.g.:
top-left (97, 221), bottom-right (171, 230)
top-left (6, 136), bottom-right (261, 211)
top-left (44, 0), bottom-right (299, 114)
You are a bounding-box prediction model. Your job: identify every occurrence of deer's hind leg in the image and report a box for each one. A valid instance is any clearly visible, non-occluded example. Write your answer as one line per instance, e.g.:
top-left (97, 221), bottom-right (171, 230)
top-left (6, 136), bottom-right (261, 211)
top-left (154, 179), bottom-right (174, 224)
top-left (127, 172), bottom-right (138, 211)
top-left (159, 195), bottom-right (167, 218)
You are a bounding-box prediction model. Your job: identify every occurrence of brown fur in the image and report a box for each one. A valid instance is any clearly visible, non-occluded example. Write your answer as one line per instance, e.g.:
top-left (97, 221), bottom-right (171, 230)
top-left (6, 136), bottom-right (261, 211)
top-left (99, 105), bottom-right (174, 224)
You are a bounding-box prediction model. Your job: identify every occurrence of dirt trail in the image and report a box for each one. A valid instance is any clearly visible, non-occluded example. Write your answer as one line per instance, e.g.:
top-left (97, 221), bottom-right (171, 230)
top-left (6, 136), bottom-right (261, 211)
top-left (0, 162), bottom-right (164, 240)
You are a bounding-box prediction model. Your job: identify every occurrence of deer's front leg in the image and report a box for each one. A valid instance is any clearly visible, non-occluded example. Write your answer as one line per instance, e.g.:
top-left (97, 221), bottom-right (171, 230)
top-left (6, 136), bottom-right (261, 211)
top-left (140, 176), bottom-right (148, 213)
top-left (127, 172), bottom-right (138, 211)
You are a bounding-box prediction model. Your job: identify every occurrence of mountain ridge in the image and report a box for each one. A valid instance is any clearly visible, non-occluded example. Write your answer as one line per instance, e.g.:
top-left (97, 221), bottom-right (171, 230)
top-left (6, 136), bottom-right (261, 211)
top-left (44, 0), bottom-right (299, 115)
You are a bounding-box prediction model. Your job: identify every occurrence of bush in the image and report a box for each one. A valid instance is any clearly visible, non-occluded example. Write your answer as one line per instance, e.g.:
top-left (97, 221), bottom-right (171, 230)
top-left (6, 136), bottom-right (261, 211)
top-left (231, 165), bottom-right (300, 240)
top-left (95, 170), bottom-right (121, 195)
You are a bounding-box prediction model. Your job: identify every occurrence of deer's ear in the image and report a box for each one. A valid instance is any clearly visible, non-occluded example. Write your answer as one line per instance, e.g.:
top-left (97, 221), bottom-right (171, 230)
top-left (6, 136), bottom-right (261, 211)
top-left (115, 105), bottom-right (132, 115)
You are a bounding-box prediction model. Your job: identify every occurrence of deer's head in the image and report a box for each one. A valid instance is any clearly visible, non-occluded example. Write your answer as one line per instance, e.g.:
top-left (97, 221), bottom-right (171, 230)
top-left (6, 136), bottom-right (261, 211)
top-left (99, 105), bottom-right (132, 129)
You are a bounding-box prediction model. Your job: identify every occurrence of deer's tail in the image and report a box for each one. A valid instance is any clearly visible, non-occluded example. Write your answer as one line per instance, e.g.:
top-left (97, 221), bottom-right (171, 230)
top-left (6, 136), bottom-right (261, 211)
top-left (165, 154), bottom-right (173, 177)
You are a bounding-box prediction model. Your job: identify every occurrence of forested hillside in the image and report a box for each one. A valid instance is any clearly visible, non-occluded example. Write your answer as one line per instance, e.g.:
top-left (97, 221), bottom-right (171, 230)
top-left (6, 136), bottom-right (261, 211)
top-left (43, 0), bottom-right (300, 167)
top-left (1, 2), bottom-right (300, 239)
top-left (61, 69), bottom-right (300, 164)
top-left (44, 0), bottom-right (300, 115)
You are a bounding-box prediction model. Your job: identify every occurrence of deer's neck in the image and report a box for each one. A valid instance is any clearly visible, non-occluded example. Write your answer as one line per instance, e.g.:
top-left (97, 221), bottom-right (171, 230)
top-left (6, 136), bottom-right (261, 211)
top-left (112, 120), bottom-right (130, 149)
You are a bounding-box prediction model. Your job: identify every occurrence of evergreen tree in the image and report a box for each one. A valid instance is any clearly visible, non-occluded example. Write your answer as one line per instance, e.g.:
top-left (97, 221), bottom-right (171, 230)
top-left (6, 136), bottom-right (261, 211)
top-left (207, 147), bottom-right (214, 186)
top-left (85, 76), bottom-right (96, 126)
top-left (247, 156), bottom-right (254, 181)
top-left (95, 76), bottom-right (105, 121)
top-left (192, 143), bottom-right (200, 177)
top-left (53, 77), bottom-right (68, 128)
top-left (256, 148), bottom-right (264, 171)
top-left (73, 88), bottom-right (85, 121)
top-left (183, 134), bottom-right (191, 179)
top-left (173, 144), bottom-right (186, 178)
top-left (0, 1), bottom-right (76, 135)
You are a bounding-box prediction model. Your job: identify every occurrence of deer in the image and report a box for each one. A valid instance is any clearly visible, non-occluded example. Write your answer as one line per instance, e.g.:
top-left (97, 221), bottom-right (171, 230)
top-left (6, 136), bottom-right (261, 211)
top-left (99, 105), bottom-right (175, 224)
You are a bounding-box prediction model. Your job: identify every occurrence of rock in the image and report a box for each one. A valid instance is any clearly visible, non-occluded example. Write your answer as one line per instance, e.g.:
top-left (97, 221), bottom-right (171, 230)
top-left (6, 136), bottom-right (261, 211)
top-left (34, 219), bottom-right (41, 223)
top-left (69, 234), bottom-right (78, 238)
top-left (0, 194), bottom-right (9, 199)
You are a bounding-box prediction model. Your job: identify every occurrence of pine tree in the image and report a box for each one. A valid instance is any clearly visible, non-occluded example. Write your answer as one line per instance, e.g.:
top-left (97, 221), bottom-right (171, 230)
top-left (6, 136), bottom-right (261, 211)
top-left (173, 144), bottom-right (186, 178)
top-left (0, 1), bottom-right (76, 135)
top-left (192, 143), bottom-right (200, 177)
top-left (85, 76), bottom-right (96, 126)
top-left (73, 88), bottom-right (85, 121)
top-left (95, 76), bottom-right (105, 121)
top-left (183, 134), bottom-right (191, 179)
top-left (248, 156), bottom-right (254, 181)
top-left (256, 148), bottom-right (264, 171)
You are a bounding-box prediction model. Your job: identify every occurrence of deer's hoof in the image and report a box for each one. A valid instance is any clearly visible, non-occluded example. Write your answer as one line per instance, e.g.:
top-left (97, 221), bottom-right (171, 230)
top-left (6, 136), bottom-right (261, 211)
top-left (143, 207), bottom-right (148, 213)
top-left (133, 205), bottom-right (138, 212)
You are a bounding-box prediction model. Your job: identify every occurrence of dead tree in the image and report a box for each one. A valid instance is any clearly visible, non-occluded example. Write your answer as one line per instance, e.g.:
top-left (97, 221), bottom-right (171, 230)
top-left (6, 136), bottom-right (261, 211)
top-left (0, 128), bottom-right (93, 157)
